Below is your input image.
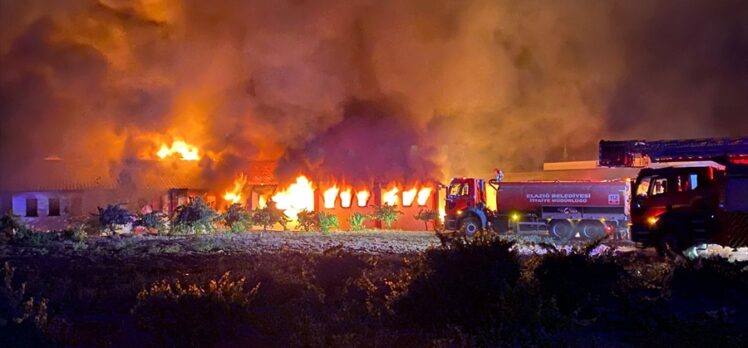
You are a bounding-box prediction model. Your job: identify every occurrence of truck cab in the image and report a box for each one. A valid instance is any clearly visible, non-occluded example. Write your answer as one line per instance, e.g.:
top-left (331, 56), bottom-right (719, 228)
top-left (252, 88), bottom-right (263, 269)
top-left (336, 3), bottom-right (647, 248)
top-left (630, 162), bottom-right (726, 251)
top-left (444, 177), bottom-right (490, 236)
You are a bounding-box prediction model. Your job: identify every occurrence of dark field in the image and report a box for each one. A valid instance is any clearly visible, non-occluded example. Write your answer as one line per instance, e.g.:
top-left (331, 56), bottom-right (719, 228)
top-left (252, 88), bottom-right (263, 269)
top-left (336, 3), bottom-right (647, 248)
top-left (2, 232), bottom-right (748, 347)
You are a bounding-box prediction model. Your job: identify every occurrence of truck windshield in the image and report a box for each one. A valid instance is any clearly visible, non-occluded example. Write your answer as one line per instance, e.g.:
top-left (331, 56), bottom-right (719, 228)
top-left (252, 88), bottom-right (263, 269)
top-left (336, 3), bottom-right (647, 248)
top-left (448, 183), bottom-right (468, 197)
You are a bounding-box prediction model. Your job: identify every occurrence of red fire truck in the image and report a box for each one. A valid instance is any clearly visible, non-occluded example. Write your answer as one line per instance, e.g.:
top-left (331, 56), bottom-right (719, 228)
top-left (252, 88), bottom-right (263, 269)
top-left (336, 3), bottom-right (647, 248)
top-left (444, 177), bottom-right (629, 240)
top-left (599, 137), bottom-right (748, 253)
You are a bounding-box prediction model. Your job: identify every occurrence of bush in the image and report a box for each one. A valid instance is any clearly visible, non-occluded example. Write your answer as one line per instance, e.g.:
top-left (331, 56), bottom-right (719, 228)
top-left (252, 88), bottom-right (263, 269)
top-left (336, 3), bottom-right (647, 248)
top-left (389, 234), bottom-right (528, 343)
top-left (172, 197), bottom-right (218, 234)
top-left (135, 211), bottom-right (168, 235)
top-left (131, 272), bottom-right (259, 347)
top-left (414, 209), bottom-right (439, 231)
top-left (0, 262), bottom-right (50, 347)
top-left (0, 211), bottom-right (31, 242)
top-left (220, 204), bottom-right (252, 234)
top-left (251, 205), bottom-right (289, 232)
top-left (318, 212), bottom-right (339, 234)
top-left (348, 212), bottom-right (368, 231)
top-left (95, 204), bottom-right (134, 234)
top-left (296, 209), bottom-right (318, 232)
top-left (371, 205), bottom-right (402, 229)
top-left (532, 249), bottom-right (626, 323)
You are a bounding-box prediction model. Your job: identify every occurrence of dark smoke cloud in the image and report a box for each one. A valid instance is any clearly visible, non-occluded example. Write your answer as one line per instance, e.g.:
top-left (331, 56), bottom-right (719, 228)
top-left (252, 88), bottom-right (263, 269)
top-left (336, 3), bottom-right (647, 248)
top-left (1, 0), bottom-right (747, 189)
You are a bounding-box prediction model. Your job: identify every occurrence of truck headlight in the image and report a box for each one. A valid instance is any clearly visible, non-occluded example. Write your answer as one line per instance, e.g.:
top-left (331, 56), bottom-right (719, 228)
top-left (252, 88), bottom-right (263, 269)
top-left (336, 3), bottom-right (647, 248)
top-left (647, 216), bottom-right (659, 226)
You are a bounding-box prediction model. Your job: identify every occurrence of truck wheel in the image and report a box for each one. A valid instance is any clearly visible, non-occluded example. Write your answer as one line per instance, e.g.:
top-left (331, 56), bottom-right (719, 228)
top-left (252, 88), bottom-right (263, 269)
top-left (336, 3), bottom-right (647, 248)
top-left (461, 217), bottom-right (481, 238)
top-left (549, 220), bottom-right (574, 241)
top-left (580, 221), bottom-right (606, 240)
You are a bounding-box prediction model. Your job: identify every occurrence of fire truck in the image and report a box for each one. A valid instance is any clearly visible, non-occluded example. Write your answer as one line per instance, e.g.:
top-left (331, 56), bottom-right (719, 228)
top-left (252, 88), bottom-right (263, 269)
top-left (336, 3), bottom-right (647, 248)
top-left (599, 137), bottom-right (748, 253)
top-left (444, 177), bottom-right (629, 240)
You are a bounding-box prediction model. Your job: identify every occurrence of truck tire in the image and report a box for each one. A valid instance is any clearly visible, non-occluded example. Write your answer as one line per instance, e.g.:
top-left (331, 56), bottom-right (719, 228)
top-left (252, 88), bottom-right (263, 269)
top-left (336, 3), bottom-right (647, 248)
top-left (549, 220), bottom-right (574, 241)
top-left (461, 217), bottom-right (481, 238)
top-left (580, 221), bottom-right (606, 240)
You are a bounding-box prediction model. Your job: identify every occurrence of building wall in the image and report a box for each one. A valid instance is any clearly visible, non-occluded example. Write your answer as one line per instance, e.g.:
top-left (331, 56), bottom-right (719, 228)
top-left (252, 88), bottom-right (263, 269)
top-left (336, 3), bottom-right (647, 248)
top-left (11, 189), bottom-right (116, 230)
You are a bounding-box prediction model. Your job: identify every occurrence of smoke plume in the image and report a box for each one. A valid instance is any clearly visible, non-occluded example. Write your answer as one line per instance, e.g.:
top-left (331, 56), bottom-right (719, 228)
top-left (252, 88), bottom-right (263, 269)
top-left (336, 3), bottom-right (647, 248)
top-left (1, 0), bottom-right (747, 188)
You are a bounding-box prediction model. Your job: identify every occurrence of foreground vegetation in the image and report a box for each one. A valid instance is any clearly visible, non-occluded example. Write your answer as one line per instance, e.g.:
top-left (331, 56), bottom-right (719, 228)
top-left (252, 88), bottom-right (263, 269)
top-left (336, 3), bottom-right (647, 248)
top-left (1, 230), bottom-right (746, 347)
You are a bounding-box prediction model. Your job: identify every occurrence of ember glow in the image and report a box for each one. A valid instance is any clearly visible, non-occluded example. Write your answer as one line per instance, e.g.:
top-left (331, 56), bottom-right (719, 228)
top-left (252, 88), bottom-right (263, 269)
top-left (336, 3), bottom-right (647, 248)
top-left (382, 186), bottom-right (399, 206)
top-left (272, 176), bottom-right (315, 220)
top-left (223, 174), bottom-right (247, 204)
top-left (323, 186), bottom-right (340, 209)
top-left (156, 140), bottom-right (200, 161)
top-left (356, 190), bottom-right (370, 207)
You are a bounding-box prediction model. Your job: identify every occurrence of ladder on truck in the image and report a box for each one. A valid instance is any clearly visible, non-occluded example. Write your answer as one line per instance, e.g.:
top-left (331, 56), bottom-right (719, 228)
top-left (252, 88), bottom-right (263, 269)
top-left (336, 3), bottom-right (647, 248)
top-left (599, 137), bottom-right (748, 167)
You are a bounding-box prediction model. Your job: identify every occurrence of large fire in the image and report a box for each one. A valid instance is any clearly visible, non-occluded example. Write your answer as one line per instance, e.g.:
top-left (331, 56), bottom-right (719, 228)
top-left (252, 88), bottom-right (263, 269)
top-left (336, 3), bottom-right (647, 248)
top-left (356, 190), bottom-right (370, 207)
top-left (340, 188), bottom-right (352, 208)
top-left (382, 186), bottom-right (399, 206)
top-left (272, 175), bottom-right (315, 219)
top-left (223, 174), bottom-right (247, 204)
top-left (157, 140), bottom-right (200, 161)
top-left (402, 187), bottom-right (417, 206)
top-left (417, 187), bottom-right (433, 206)
top-left (323, 186), bottom-right (340, 209)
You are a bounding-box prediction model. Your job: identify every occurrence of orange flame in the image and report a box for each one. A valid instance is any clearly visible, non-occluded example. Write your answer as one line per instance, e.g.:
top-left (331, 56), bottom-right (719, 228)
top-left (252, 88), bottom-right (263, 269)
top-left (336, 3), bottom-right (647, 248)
top-left (382, 186), bottom-right (399, 206)
top-left (223, 174), bottom-right (247, 204)
top-left (257, 195), bottom-right (267, 209)
top-left (157, 139), bottom-right (200, 161)
top-left (272, 175), bottom-right (315, 220)
top-left (323, 185), bottom-right (339, 209)
top-left (340, 188), bottom-right (352, 208)
top-left (417, 187), bottom-right (432, 206)
top-left (402, 187), bottom-right (417, 206)
top-left (356, 190), bottom-right (370, 207)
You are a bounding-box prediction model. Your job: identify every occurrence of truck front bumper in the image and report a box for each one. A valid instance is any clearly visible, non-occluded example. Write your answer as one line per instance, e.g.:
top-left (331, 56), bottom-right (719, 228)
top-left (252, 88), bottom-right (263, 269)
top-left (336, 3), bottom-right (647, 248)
top-left (630, 224), bottom-right (654, 245)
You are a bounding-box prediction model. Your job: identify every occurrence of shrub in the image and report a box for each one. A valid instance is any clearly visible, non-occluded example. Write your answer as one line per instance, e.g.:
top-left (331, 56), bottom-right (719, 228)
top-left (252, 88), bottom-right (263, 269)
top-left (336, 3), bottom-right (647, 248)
top-left (371, 205), bottom-right (402, 229)
top-left (172, 197), bottom-right (218, 235)
top-left (0, 262), bottom-right (50, 347)
top-left (318, 212), bottom-right (339, 234)
top-left (135, 211), bottom-right (168, 235)
top-left (348, 212), bottom-right (368, 231)
top-left (95, 204), bottom-right (134, 234)
top-left (220, 204), bottom-right (252, 234)
top-left (251, 205), bottom-right (289, 232)
top-left (532, 250), bottom-right (626, 323)
top-left (0, 211), bottom-right (31, 242)
top-left (131, 272), bottom-right (260, 347)
top-left (414, 209), bottom-right (439, 231)
top-left (389, 234), bottom-right (528, 343)
top-left (296, 209), bottom-right (319, 232)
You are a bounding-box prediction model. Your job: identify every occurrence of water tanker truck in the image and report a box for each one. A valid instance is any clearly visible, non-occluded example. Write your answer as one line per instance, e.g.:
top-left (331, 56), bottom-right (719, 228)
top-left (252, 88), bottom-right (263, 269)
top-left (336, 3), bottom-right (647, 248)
top-left (444, 177), bottom-right (629, 240)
